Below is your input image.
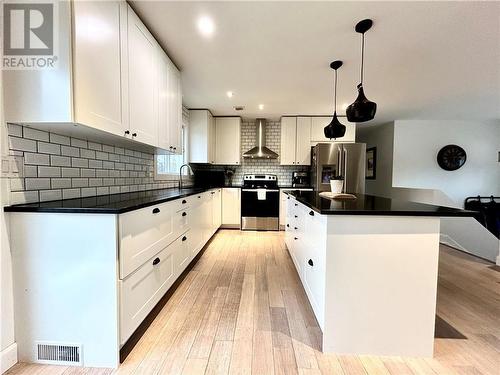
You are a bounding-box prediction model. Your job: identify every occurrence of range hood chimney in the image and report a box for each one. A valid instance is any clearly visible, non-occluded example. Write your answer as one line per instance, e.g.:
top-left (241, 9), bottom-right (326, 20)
top-left (242, 119), bottom-right (279, 159)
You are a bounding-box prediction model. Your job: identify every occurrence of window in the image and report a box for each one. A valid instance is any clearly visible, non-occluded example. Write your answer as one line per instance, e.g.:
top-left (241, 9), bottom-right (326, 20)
top-left (155, 126), bottom-right (188, 179)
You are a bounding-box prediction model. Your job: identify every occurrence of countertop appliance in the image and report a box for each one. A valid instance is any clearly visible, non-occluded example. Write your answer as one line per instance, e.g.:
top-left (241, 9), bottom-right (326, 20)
top-left (241, 174), bottom-right (279, 231)
top-left (292, 171), bottom-right (310, 187)
top-left (311, 143), bottom-right (366, 193)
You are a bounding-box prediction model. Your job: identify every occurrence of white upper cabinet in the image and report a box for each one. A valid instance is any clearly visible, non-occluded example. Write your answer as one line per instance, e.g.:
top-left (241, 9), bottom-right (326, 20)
top-left (280, 116), bottom-right (311, 166)
top-left (310, 116), bottom-right (356, 143)
top-left (189, 110), bottom-right (215, 163)
top-left (157, 51), bottom-right (182, 154)
top-left (168, 62), bottom-right (183, 154)
top-left (3, 1), bottom-right (182, 152)
top-left (280, 117), bottom-right (297, 165)
top-left (296, 117), bottom-right (312, 165)
top-left (127, 6), bottom-right (158, 146)
top-left (72, 0), bottom-right (128, 137)
top-left (215, 117), bottom-right (241, 165)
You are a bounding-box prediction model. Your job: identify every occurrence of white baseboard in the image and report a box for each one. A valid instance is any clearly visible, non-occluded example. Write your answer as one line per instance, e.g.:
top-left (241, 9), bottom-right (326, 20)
top-left (496, 255), bottom-right (500, 266)
top-left (1, 343), bottom-right (17, 374)
top-left (439, 234), bottom-right (466, 251)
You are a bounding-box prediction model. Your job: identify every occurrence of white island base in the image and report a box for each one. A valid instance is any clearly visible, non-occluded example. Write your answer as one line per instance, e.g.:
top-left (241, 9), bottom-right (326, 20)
top-left (285, 197), bottom-right (440, 358)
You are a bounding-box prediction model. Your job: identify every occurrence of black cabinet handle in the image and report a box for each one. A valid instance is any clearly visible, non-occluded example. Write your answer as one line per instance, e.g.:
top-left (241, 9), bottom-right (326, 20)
top-left (308, 259), bottom-right (314, 267)
top-left (294, 227), bottom-right (298, 230)
top-left (294, 215), bottom-right (298, 218)
top-left (211, 191), bottom-right (215, 195)
top-left (309, 211), bottom-right (314, 216)
top-left (294, 203), bottom-right (298, 206)
top-left (286, 224), bottom-right (289, 227)
top-left (287, 196), bottom-right (290, 200)
top-left (152, 207), bottom-right (160, 214)
top-left (182, 199), bottom-right (187, 204)
top-left (182, 212), bottom-right (187, 217)
top-left (132, 132), bottom-right (137, 137)
top-left (182, 236), bottom-right (187, 241)
top-left (152, 257), bottom-right (160, 265)
top-left (294, 237), bottom-right (298, 240)
top-left (124, 130), bottom-right (130, 135)
top-left (198, 195), bottom-right (201, 199)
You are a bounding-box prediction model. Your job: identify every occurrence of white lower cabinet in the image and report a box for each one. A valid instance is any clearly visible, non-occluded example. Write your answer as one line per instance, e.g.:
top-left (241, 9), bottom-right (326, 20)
top-left (284, 194), bottom-right (326, 330)
top-left (120, 237), bottom-right (178, 345)
top-left (222, 188), bottom-right (241, 227)
top-left (119, 189), bottom-right (220, 347)
top-left (280, 188), bottom-right (312, 228)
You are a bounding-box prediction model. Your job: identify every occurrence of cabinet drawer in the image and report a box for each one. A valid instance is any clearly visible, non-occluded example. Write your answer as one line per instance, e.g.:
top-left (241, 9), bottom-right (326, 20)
top-left (174, 230), bottom-right (193, 275)
top-left (119, 201), bottom-right (175, 279)
top-left (304, 253), bottom-right (325, 330)
top-left (173, 207), bottom-right (190, 238)
top-left (171, 195), bottom-right (192, 212)
top-left (120, 240), bottom-right (177, 345)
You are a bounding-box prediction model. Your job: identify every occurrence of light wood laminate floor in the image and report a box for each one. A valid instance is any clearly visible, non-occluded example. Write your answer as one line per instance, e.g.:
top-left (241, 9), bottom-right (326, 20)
top-left (6, 230), bottom-right (500, 375)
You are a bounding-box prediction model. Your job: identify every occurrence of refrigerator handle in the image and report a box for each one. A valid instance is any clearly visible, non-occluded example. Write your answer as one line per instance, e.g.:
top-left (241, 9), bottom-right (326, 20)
top-left (337, 147), bottom-right (342, 178)
top-left (343, 148), bottom-right (348, 193)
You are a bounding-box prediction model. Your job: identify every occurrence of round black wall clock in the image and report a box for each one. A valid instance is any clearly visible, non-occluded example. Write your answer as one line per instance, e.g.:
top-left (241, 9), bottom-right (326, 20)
top-left (437, 145), bottom-right (466, 171)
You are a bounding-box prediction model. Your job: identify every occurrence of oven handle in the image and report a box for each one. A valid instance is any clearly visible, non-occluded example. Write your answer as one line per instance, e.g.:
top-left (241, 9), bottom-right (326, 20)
top-left (242, 189), bottom-right (279, 192)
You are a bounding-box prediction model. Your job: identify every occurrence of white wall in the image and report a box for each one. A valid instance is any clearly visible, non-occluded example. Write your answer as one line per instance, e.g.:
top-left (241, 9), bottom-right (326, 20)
top-left (392, 120), bottom-right (500, 208)
top-left (0, 71), bottom-right (18, 373)
top-left (357, 120), bottom-right (500, 263)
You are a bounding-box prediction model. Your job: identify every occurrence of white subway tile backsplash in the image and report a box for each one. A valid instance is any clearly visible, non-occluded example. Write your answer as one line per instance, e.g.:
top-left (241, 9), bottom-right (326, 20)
top-left (24, 152), bottom-right (50, 165)
top-left (24, 128), bottom-right (49, 142)
top-left (72, 157), bottom-right (89, 168)
top-left (39, 189), bottom-right (62, 202)
top-left (10, 137), bottom-right (37, 152)
top-left (88, 142), bottom-right (102, 151)
top-left (11, 191), bottom-right (39, 205)
top-left (61, 167), bottom-right (80, 178)
top-left (80, 148), bottom-right (96, 159)
top-left (61, 145), bottom-right (80, 157)
top-left (38, 166), bottom-right (61, 178)
top-left (25, 178), bottom-right (51, 190)
top-left (38, 141), bottom-right (61, 155)
top-left (81, 187), bottom-right (97, 197)
top-left (8, 124), bottom-right (23, 137)
top-left (72, 178), bottom-right (89, 188)
top-left (50, 155), bottom-right (71, 167)
top-left (71, 138), bottom-right (87, 148)
top-left (51, 178), bottom-right (72, 189)
top-left (49, 133), bottom-right (71, 145)
top-left (62, 188), bottom-right (81, 199)
top-left (81, 169), bottom-right (96, 178)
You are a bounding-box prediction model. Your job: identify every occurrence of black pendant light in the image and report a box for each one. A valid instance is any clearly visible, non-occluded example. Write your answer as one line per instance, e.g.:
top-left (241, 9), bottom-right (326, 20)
top-left (324, 60), bottom-right (346, 139)
top-left (346, 19), bottom-right (377, 122)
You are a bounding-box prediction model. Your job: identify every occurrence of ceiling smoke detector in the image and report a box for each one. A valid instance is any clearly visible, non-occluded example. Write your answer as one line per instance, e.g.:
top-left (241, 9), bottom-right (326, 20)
top-left (233, 105), bottom-right (245, 111)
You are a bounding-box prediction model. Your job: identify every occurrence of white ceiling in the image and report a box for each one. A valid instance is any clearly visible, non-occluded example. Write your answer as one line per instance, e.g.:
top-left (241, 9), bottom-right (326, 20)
top-left (130, 1), bottom-right (500, 125)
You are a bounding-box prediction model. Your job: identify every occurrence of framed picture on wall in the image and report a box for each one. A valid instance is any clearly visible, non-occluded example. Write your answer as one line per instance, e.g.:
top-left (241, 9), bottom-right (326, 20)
top-left (366, 147), bottom-right (377, 180)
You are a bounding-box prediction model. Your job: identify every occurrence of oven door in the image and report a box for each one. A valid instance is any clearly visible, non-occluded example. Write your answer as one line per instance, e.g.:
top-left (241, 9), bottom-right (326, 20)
top-left (241, 189), bottom-right (279, 231)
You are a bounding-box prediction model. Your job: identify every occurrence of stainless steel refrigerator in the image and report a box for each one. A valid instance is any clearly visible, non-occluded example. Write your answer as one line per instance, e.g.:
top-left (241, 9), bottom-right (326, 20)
top-left (311, 143), bottom-right (366, 193)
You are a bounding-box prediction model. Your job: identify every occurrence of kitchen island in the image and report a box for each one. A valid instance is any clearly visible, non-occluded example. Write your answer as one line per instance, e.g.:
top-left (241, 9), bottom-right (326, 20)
top-left (283, 190), bottom-right (474, 358)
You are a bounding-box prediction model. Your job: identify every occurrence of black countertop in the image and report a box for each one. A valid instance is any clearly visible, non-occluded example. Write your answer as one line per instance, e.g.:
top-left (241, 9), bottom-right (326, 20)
top-left (284, 190), bottom-right (476, 217)
top-left (4, 187), bottom-right (214, 214)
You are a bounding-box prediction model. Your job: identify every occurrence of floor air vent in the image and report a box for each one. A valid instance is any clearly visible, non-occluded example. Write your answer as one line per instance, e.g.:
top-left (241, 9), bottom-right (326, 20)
top-left (35, 342), bottom-right (82, 366)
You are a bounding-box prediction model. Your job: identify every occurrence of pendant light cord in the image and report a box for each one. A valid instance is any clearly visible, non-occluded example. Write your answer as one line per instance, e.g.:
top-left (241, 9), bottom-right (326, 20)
top-left (333, 69), bottom-right (337, 112)
top-left (360, 33), bottom-right (365, 84)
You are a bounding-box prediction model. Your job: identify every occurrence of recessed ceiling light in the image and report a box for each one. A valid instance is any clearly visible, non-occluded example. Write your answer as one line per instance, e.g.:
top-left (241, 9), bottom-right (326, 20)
top-left (197, 16), bottom-right (215, 37)
top-left (258, 104), bottom-right (264, 110)
top-left (226, 91), bottom-right (233, 98)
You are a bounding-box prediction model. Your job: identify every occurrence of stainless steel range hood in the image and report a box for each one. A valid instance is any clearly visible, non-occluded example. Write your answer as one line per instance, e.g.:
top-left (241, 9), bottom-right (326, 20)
top-left (242, 118), bottom-right (279, 159)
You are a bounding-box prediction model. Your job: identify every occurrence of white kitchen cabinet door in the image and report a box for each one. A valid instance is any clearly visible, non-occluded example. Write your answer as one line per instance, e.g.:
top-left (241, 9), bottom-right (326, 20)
top-left (215, 117), bottom-right (241, 165)
top-left (222, 188), bottom-right (241, 227)
top-left (73, 0), bottom-right (128, 137)
top-left (168, 61), bottom-right (183, 154)
top-left (296, 117), bottom-right (312, 165)
top-left (157, 50), bottom-right (170, 150)
top-left (188, 110), bottom-right (215, 163)
top-left (213, 189), bottom-right (222, 231)
top-left (127, 6), bottom-right (158, 146)
top-left (280, 117), bottom-right (297, 165)
top-left (310, 116), bottom-right (356, 143)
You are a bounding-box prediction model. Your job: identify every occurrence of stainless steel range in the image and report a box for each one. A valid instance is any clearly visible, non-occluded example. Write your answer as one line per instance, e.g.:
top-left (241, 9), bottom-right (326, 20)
top-left (241, 174), bottom-right (279, 231)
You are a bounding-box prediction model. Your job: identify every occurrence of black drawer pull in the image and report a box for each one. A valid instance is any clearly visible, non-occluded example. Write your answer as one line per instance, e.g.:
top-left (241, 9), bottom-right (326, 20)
top-left (182, 212), bottom-right (187, 217)
top-left (152, 208), bottom-right (160, 214)
top-left (286, 224), bottom-right (289, 227)
top-left (132, 132), bottom-right (137, 137)
top-left (294, 227), bottom-right (298, 230)
top-left (198, 195), bottom-right (201, 198)
top-left (294, 203), bottom-right (298, 206)
top-left (287, 196), bottom-right (290, 199)
top-left (152, 257), bottom-right (160, 265)
top-left (294, 215), bottom-right (298, 218)
top-left (124, 130), bottom-right (130, 135)
top-left (308, 259), bottom-right (314, 267)
top-left (294, 237), bottom-right (298, 240)
top-left (182, 199), bottom-right (187, 204)
top-left (309, 211), bottom-right (314, 216)
top-left (182, 236), bottom-right (187, 241)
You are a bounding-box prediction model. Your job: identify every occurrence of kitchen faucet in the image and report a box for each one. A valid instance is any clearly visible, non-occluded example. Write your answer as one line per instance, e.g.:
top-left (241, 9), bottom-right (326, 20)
top-left (179, 163), bottom-right (194, 189)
